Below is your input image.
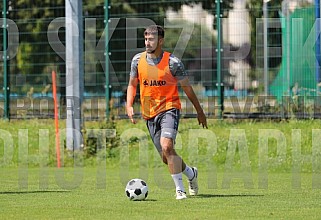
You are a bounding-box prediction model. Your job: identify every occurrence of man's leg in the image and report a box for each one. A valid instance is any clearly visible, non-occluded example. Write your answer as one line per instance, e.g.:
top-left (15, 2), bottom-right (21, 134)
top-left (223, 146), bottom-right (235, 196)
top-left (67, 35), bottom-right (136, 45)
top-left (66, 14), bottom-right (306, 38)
top-left (150, 109), bottom-right (198, 198)
top-left (160, 136), bottom-right (188, 199)
top-left (160, 137), bottom-right (185, 174)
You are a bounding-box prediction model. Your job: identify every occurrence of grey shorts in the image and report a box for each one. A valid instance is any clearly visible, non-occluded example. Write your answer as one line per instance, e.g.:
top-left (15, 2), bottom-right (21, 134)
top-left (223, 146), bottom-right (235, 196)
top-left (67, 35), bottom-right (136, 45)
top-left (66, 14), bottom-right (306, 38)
top-left (146, 108), bottom-right (180, 154)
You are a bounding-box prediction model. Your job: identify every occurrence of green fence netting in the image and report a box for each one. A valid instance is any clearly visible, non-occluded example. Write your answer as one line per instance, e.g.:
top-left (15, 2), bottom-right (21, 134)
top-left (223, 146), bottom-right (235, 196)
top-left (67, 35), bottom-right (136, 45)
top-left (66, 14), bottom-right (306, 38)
top-left (270, 7), bottom-right (318, 101)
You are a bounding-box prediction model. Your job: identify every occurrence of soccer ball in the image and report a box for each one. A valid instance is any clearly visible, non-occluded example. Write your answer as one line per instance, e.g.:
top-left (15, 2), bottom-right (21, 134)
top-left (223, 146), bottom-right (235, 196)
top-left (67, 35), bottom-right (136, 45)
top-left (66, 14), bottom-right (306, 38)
top-left (125, 178), bottom-right (148, 201)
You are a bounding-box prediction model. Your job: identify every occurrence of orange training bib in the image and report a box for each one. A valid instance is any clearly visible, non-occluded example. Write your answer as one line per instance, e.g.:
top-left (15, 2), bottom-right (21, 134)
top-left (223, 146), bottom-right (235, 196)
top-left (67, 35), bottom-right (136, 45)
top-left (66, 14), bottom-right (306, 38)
top-left (137, 51), bottom-right (181, 119)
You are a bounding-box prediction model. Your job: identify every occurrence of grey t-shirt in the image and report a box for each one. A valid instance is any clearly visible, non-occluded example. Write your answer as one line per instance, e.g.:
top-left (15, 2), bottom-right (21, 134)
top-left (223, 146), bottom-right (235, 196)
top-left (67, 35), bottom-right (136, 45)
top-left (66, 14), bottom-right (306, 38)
top-left (129, 51), bottom-right (188, 80)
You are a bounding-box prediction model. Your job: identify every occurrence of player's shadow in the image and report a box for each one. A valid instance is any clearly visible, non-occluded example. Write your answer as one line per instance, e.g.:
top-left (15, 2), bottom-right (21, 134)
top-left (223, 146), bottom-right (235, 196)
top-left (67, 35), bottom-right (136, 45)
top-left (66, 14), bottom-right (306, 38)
top-left (0, 190), bottom-right (70, 195)
top-left (146, 199), bottom-right (158, 201)
top-left (193, 194), bottom-right (264, 198)
top-left (133, 199), bottom-right (157, 202)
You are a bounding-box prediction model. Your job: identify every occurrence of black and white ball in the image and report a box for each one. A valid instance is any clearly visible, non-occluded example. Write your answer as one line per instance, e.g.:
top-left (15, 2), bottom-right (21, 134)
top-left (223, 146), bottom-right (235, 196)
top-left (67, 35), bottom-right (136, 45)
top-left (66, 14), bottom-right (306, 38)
top-left (125, 178), bottom-right (148, 201)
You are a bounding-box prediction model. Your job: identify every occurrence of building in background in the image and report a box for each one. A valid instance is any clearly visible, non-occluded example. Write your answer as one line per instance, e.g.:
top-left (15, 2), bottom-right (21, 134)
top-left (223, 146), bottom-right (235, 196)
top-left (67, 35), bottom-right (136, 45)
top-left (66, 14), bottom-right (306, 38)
top-left (223, 0), bottom-right (251, 91)
top-left (167, 0), bottom-right (251, 92)
top-left (166, 3), bottom-right (214, 32)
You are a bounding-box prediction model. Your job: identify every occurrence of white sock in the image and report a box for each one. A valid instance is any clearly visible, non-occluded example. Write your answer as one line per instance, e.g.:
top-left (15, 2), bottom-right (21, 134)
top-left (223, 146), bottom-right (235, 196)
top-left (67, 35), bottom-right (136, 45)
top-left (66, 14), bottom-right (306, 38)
top-left (171, 173), bottom-right (185, 192)
top-left (183, 165), bottom-right (195, 181)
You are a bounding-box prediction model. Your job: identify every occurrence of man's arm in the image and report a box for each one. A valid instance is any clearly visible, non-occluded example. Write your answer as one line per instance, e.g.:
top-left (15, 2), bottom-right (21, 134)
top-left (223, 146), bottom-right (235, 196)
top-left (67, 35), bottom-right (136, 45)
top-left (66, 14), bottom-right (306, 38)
top-left (126, 76), bottom-right (138, 124)
top-left (179, 77), bottom-right (208, 128)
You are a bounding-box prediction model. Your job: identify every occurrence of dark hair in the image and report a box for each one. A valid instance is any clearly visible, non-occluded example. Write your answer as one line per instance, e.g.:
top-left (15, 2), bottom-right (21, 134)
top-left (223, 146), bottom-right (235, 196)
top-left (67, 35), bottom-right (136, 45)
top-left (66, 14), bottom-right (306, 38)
top-left (144, 25), bottom-right (164, 38)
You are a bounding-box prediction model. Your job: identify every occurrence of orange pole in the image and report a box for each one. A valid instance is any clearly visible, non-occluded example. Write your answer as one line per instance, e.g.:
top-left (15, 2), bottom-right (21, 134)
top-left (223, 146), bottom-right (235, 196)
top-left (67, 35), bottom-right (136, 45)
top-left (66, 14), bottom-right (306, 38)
top-left (52, 71), bottom-right (61, 168)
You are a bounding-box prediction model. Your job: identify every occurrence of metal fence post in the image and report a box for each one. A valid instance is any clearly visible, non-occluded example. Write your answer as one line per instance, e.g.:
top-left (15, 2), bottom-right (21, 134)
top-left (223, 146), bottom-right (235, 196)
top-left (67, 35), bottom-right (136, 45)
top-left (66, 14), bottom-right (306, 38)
top-left (315, 0), bottom-right (320, 85)
top-left (104, 0), bottom-right (110, 119)
top-left (66, 0), bottom-right (84, 151)
top-left (263, 0), bottom-right (269, 96)
top-left (216, 0), bottom-right (223, 119)
top-left (3, 0), bottom-right (9, 120)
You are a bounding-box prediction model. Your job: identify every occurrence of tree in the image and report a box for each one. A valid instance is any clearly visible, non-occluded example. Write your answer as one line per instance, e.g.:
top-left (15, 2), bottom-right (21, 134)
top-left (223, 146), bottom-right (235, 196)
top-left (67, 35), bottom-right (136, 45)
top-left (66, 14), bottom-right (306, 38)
top-left (246, 0), bottom-right (283, 69)
top-left (5, 0), bottom-right (233, 94)
top-left (104, 0), bottom-right (233, 91)
top-left (164, 19), bottom-right (216, 88)
top-left (10, 0), bottom-right (65, 92)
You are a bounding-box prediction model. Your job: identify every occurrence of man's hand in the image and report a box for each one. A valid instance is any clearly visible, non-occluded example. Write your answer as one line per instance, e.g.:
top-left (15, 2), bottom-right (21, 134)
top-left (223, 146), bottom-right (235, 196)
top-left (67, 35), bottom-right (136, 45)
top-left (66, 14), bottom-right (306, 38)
top-left (126, 106), bottom-right (136, 124)
top-left (197, 111), bottom-right (208, 129)
top-left (126, 77), bottom-right (138, 124)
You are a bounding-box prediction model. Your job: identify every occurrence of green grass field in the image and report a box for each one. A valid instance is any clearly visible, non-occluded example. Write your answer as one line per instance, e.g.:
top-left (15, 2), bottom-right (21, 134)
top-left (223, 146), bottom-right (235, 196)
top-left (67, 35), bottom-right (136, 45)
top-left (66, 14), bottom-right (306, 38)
top-left (1, 168), bottom-right (321, 219)
top-left (1, 119), bottom-right (321, 219)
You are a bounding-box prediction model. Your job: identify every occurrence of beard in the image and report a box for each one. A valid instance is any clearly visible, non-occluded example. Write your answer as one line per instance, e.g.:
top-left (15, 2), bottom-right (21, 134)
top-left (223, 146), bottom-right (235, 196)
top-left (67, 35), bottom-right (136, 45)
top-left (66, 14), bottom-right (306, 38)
top-left (146, 47), bottom-right (156, 54)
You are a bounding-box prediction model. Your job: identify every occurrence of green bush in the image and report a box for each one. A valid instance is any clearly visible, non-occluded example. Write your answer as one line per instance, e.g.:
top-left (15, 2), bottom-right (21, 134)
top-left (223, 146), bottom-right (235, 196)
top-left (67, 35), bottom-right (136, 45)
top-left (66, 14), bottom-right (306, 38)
top-left (84, 120), bottom-right (120, 158)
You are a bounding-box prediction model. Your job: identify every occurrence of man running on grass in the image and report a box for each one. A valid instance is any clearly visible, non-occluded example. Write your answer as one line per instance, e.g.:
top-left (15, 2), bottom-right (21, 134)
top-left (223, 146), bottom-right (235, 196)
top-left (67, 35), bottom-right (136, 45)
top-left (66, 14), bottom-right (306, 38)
top-left (126, 25), bottom-right (207, 200)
